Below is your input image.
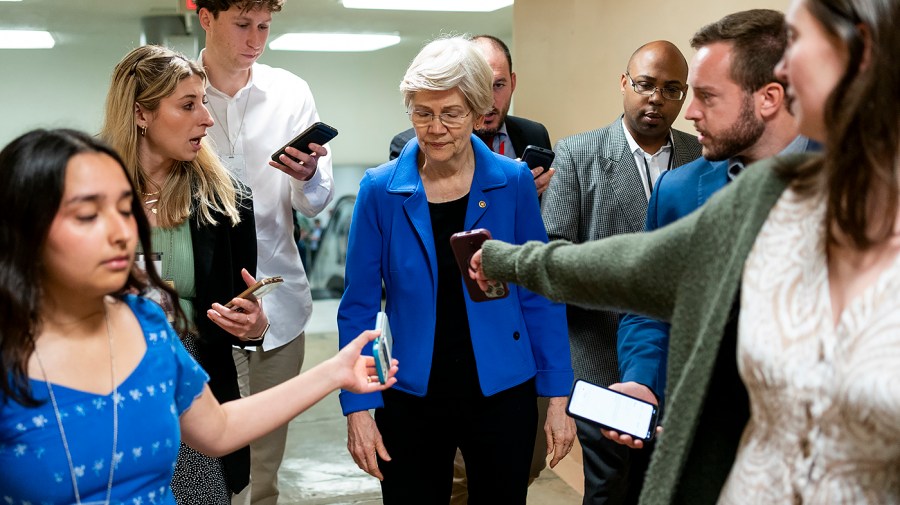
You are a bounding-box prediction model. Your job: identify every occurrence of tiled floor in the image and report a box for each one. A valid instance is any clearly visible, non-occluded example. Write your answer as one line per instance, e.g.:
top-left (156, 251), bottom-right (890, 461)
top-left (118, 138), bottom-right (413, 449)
top-left (276, 300), bottom-right (583, 504)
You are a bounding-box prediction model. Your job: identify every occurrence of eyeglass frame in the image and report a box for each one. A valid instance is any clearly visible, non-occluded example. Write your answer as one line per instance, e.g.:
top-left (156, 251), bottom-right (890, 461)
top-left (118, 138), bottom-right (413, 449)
top-left (625, 72), bottom-right (687, 101)
top-left (407, 108), bottom-right (474, 128)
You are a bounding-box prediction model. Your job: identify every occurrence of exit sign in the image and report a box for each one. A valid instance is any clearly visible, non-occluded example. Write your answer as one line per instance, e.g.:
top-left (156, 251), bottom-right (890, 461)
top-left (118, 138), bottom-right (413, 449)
top-left (186, 0), bottom-right (197, 9)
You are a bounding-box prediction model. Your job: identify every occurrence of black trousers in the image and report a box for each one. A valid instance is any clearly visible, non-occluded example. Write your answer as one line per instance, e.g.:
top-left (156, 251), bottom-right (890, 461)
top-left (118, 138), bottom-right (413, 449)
top-left (576, 417), bottom-right (653, 505)
top-left (375, 380), bottom-right (538, 505)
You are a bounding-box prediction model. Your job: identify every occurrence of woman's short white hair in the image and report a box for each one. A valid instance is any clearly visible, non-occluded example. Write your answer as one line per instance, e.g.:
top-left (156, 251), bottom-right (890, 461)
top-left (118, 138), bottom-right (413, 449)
top-left (400, 35), bottom-right (493, 115)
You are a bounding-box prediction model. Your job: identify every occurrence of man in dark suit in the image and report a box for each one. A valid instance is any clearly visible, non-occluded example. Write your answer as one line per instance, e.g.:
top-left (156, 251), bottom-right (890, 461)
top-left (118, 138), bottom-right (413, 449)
top-left (387, 34), bottom-right (557, 504)
top-left (389, 35), bottom-right (555, 196)
top-left (611, 8), bottom-right (819, 494)
top-left (541, 40), bottom-right (701, 504)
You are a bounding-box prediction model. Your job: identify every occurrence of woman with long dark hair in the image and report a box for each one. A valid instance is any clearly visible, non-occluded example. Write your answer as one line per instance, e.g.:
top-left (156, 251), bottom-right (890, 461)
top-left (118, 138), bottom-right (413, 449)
top-left (0, 128), bottom-right (396, 505)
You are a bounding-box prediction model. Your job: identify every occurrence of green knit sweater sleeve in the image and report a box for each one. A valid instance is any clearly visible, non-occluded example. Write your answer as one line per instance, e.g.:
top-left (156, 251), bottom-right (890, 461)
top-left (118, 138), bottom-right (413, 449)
top-left (481, 212), bottom-right (699, 323)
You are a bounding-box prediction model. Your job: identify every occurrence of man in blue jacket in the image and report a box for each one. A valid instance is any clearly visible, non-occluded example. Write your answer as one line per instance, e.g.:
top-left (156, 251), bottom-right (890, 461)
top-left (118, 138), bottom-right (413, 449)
top-left (611, 7), bottom-right (819, 458)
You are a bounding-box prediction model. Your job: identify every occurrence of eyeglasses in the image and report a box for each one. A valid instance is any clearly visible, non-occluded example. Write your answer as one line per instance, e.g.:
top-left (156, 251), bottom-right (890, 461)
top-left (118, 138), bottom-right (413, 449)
top-left (408, 109), bottom-right (472, 128)
top-left (625, 72), bottom-right (686, 101)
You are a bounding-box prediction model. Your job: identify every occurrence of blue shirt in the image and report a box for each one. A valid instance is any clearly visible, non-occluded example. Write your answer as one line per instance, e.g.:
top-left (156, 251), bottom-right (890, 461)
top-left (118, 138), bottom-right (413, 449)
top-left (0, 295), bottom-right (208, 505)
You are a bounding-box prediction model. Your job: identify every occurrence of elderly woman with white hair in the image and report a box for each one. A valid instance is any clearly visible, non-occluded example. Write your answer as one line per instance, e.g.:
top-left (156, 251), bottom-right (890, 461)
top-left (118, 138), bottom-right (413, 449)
top-left (336, 36), bottom-right (576, 503)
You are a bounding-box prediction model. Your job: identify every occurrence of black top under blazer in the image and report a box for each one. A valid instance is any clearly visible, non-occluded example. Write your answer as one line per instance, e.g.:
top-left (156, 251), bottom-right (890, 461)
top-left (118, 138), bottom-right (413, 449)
top-left (188, 189), bottom-right (257, 493)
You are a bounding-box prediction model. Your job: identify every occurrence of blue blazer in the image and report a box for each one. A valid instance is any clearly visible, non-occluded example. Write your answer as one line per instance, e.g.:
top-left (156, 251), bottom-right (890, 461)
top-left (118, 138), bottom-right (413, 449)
top-left (617, 138), bottom-right (821, 408)
top-left (338, 135), bottom-right (573, 415)
top-left (616, 157), bottom-right (727, 408)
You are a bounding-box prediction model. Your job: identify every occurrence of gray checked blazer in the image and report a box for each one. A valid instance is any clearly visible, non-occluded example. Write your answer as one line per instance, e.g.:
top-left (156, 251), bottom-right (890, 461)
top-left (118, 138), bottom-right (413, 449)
top-left (541, 115), bottom-right (702, 386)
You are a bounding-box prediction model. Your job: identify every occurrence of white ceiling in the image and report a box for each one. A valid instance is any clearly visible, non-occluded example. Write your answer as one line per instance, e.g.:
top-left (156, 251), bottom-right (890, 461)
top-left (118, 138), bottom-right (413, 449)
top-left (0, 0), bottom-right (513, 51)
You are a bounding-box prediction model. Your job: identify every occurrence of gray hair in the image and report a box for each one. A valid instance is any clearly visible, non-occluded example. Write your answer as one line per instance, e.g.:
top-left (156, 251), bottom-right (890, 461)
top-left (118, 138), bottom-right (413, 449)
top-left (400, 36), bottom-right (493, 115)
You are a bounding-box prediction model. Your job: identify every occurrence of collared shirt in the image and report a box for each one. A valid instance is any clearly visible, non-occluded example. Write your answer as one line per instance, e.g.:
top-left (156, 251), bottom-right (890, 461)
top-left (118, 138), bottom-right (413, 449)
top-left (727, 135), bottom-right (813, 182)
top-left (199, 50), bottom-right (335, 351)
top-left (622, 121), bottom-right (674, 200)
top-left (492, 123), bottom-right (516, 159)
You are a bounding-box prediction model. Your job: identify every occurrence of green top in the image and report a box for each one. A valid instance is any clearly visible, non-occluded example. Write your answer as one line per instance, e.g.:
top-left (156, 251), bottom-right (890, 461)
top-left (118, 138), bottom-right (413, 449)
top-left (482, 154), bottom-right (812, 504)
top-left (150, 220), bottom-right (197, 332)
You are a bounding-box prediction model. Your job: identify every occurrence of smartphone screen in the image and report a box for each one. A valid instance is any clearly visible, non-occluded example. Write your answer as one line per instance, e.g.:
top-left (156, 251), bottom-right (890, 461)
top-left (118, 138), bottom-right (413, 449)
top-left (373, 311), bottom-right (393, 384)
top-left (567, 380), bottom-right (658, 440)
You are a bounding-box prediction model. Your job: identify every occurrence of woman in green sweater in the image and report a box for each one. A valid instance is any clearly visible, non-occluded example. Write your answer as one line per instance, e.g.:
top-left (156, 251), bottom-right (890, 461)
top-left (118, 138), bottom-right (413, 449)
top-left (472, 0), bottom-right (900, 503)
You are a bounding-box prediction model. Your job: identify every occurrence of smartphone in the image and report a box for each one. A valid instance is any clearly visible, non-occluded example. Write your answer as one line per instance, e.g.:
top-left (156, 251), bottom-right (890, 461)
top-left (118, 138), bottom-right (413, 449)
top-left (449, 228), bottom-right (509, 302)
top-left (373, 311), bottom-right (393, 385)
top-left (521, 145), bottom-right (555, 177)
top-left (270, 122), bottom-right (339, 163)
top-left (566, 379), bottom-right (659, 441)
top-left (224, 276), bottom-right (284, 310)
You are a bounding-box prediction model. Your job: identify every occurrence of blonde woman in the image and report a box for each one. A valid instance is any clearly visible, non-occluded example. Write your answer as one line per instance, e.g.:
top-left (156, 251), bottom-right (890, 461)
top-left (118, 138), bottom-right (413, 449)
top-left (101, 45), bottom-right (263, 503)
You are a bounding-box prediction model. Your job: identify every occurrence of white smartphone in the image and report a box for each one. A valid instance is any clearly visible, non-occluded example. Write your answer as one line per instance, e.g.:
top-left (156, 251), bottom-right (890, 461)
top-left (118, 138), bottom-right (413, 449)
top-left (373, 311), bottom-right (393, 385)
top-left (566, 379), bottom-right (659, 441)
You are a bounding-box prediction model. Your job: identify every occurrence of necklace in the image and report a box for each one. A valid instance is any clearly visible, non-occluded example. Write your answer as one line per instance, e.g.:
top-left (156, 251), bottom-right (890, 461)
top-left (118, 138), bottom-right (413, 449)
top-left (209, 86), bottom-right (252, 156)
top-left (143, 197), bottom-right (159, 214)
top-left (142, 187), bottom-right (161, 214)
top-left (34, 304), bottom-right (118, 505)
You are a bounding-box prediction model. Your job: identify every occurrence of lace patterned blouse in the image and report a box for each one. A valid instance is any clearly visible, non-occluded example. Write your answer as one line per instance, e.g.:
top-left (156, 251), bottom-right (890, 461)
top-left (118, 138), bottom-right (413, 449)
top-left (719, 188), bottom-right (900, 503)
top-left (0, 295), bottom-right (208, 505)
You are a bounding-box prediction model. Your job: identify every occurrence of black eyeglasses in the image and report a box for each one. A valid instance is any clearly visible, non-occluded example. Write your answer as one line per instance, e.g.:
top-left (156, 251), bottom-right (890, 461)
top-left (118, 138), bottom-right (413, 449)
top-left (625, 72), bottom-right (686, 101)
top-left (407, 109), bottom-right (472, 128)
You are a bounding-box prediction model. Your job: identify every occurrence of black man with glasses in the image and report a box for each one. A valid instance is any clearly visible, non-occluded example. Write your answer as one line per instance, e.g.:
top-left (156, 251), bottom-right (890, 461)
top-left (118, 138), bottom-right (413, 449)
top-left (540, 40), bottom-right (700, 505)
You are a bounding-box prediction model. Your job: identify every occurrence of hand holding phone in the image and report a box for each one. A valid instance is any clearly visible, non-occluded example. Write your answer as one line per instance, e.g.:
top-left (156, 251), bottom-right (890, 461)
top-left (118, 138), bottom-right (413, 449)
top-left (520, 145), bottom-right (555, 178)
top-left (373, 312), bottom-right (393, 385)
top-left (450, 229), bottom-right (509, 302)
top-left (566, 379), bottom-right (659, 442)
top-left (271, 122), bottom-right (339, 164)
top-left (224, 276), bottom-right (284, 311)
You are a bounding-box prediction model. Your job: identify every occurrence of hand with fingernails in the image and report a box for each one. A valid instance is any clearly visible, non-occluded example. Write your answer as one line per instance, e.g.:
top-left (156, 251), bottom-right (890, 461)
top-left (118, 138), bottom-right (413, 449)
top-left (206, 268), bottom-right (270, 341)
top-left (269, 142), bottom-right (327, 182)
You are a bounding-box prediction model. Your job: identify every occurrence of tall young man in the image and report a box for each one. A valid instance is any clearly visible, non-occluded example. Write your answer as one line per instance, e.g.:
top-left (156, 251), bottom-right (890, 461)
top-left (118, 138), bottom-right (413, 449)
top-left (196, 2), bottom-right (335, 504)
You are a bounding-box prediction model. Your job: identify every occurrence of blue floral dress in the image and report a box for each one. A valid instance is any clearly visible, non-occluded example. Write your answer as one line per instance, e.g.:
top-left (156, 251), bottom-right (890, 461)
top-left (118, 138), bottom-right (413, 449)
top-left (0, 295), bottom-right (209, 505)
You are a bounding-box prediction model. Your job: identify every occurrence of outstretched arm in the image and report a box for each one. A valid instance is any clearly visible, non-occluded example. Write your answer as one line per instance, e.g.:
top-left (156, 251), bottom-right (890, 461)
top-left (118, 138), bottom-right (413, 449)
top-left (179, 330), bottom-right (397, 457)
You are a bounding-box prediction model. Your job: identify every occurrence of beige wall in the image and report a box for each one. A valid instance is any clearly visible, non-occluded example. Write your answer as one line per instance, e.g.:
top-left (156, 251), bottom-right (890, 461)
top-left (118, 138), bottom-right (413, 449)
top-left (512, 0), bottom-right (789, 145)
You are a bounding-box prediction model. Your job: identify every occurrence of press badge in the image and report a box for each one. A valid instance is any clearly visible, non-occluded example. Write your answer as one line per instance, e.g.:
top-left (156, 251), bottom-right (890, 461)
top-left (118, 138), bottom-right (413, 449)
top-left (135, 252), bottom-right (163, 274)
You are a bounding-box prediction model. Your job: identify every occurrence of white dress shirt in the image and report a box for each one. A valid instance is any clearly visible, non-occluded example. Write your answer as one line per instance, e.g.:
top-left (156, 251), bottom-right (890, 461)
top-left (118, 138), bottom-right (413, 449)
top-left (200, 51), bottom-right (335, 350)
top-left (622, 121), bottom-right (673, 200)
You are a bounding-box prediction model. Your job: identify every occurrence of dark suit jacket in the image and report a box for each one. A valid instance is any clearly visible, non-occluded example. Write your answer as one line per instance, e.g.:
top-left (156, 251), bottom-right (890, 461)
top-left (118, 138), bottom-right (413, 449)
top-left (617, 137), bottom-right (820, 407)
top-left (189, 191), bottom-right (257, 493)
top-left (540, 116), bottom-right (702, 386)
top-left (388, 115), bottom-right (552, 161)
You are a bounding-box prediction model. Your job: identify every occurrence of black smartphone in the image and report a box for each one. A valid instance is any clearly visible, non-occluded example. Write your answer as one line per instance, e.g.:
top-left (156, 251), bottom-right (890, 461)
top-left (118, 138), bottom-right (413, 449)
top-left (224, 276), bottom-right (284, 310)
top-left (566, 379), bottom-right (659, 441)
top-left (373, 311), bottom-right (393, 385)
top-left (270, 122), bottom-right (338, 163)
top-left (520, 145), bottom-right (555, 177)
top-left (449, 228), bottom-right (509, 302)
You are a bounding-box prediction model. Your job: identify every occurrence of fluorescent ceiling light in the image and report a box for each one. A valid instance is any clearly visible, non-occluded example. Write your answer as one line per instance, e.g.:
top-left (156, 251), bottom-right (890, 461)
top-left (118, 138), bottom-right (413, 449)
top-left (0, 30), bottom-right (55, 49)
top-left (270, 33), bottom-right (400, 52)
top-left (342, 0), bottom-right (513, 12)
